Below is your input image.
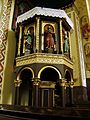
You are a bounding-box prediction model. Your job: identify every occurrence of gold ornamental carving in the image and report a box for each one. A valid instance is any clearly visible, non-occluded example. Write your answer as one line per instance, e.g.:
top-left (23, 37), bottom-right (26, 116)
top-left (59, 78), bottom-right (67, 87)
top-left (32, 78), bottom-right (41, 86)
top-left (16, 53), bottom-right (73, 69)
top-left (40, 81), bottom-right (55, 88)
top-left (14, 79), bottom-right (22, 87)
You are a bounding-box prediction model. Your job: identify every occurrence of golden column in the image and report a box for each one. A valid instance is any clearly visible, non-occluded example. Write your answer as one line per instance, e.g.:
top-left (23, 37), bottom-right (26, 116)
top-left (65, 80), bottom-right (74, 106)
top-left (36, 17), bottom-right (40, 52)
top-left (32, 78), bottom-right (41, 108)
top-left (14, 79), bottom-right (22, 105)
top-left (17, 24), bottom-right (23, 56)
top-left (68, 81), bottom-right (74, 105)
top-left (68, 31), bottom-right (72, 58)
top-left (59, 20), bottom-right (63, 53)
top-left (59, 78), bottom-right (67, 107)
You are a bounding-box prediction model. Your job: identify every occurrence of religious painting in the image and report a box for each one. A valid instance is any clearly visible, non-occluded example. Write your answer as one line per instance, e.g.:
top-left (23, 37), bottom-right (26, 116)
top-left (12, 0), bottom-right (33, 30)
top-left (81, 15), bottom-right (90, 40)
top-left (84, 43), bottom-right (90, 71)
top-left (80, 15), bottom-right (90, 71)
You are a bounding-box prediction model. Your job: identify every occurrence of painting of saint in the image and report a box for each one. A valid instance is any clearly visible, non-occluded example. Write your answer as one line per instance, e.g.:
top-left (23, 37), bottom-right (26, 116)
top-left (12, 0), bottom-right (32, 30)
top-left (84, 43), bottom-right (90, 71)
top-left (81, 15), bottom-right (90, 40)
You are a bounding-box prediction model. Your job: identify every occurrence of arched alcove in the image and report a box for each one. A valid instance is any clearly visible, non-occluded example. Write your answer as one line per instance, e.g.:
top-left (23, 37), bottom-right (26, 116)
top-left (65, 70), bottom-right (72, 82)
top-left (39, 66), bottom-right (62, 106)
top-left (18, 68), bottom-right (33, 106)
top-left (40, 67), bottom-right (59, 82)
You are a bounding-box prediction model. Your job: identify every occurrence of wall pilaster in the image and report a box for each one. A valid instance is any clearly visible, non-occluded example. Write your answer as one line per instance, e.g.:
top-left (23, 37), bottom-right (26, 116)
top-left (0, 0), bottom-right (13, 104)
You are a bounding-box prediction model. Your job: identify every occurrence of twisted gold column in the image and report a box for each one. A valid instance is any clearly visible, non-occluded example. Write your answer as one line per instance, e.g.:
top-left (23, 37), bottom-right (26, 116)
top-left (32, 78), bottom-right (40, 107)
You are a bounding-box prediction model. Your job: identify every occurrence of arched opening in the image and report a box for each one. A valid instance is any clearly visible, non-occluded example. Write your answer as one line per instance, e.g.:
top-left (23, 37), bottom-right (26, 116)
top-left (40, 67), bottom-right (61, 107)
top-left (40, 67), bottom-right (59, 82)
top-left (65, 70), bottom-right (71, 82)
top-left (19, 68), bottom-right (33, 106)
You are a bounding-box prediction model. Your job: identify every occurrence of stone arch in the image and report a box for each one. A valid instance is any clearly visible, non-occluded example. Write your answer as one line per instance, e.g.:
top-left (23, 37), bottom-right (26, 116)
top-left (38, 66), bottom-right (62, 106)
top-left (64, 69), bottom-right (73, 82)
top-left (38, 65), bottom-right (62, 80)
top-left (17, 67), bottom-right (34, 80)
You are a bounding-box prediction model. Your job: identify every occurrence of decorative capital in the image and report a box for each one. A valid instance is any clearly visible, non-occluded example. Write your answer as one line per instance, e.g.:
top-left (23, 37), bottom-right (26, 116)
top-left (59, 78), bottom-right (67, 86)
top-left (36, 16), bottom-right (40, 20)
top-left (69, 81), bottom-right (74, 88)
top-left (66, 81), bottom-right (74, 87)
top-left (32, 78), bottom-right (41, 86)
top-left (14, 79), bottom-right (22, 87)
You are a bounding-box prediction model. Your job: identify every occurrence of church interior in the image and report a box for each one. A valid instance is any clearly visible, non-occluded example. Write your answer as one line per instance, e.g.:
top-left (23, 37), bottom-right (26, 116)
top-left (0, 0), bottom-right (90, 119)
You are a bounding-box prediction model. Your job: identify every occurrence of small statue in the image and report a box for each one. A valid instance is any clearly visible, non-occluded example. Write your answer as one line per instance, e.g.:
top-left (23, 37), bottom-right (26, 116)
top-left (46, 32), bottom-right (54, 48)
top-left (25, 30), bottom-right (32, 54)
top-left (46, 26), bottom-right (55, 49)
top-left (63, 31), bottom-right (69, 53)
